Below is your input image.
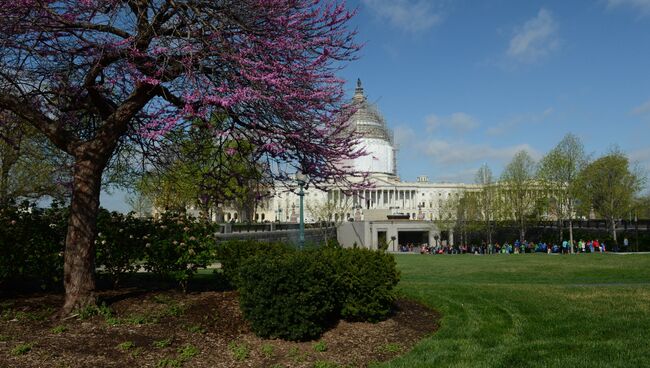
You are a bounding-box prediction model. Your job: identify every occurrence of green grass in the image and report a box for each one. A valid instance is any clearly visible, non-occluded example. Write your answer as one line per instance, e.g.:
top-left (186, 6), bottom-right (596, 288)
top-left (382, 253), bottom-right (650, 368)
top-left (153, 337), bottom-right (173, 348)
top-left (50, 325), bottom-right (68, 334)
top-left (11, 343), bottom-right (32, 356)
top-left (313, 341), bottom-right (328, 352)
top-left (117, 341), bottom-right (135, 351)
top-left (228, 341), bottom-right (250, 361)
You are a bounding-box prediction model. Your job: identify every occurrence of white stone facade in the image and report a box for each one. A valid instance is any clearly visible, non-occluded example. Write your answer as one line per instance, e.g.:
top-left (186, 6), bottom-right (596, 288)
top-left (223, 80), bottom-right (477, 226)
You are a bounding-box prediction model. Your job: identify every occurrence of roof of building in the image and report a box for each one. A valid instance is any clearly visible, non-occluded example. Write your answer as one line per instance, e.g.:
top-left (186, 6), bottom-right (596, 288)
top-left (348, 79), bottom-right (394, 143)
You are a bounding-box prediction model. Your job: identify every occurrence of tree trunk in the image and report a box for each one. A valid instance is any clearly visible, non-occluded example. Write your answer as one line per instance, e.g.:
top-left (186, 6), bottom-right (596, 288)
top-left (0, 161), bottom-right (10, 206)
top-left (0, 144), bottom-right (19, 207)
top-left (610, 218), bottom-right (618, 245)
top-left (60, 157), bottom-right (105, 316)
top-left (487, 218), bottom-right (492, 246)
top-left (569, 219), bottom-right (574, 254)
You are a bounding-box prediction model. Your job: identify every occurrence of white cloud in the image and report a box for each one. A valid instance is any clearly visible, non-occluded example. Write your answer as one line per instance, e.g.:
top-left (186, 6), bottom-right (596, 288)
top-left (629, 148), bottom-right (650, 182)
top-left (435, 167), bottom-right (482, 183)
top-left (361, 0), bottom-right (445, 32)
top-left (629, 147), bottom-right (650, 173)
top-left (607, 0), bottom-right (650, 14)
top-left (487, 108), bottom-right (554, 136)
top-left (507, 9), bottom-right (560, 63)
top-left (631, 99), bottom-right (650, 116)
top-left (393, 125), bottom-right (416, 148)
top-left (419, 140), bottom-right (541, 165)
top-left (426, 112), bottom-right (479, 132)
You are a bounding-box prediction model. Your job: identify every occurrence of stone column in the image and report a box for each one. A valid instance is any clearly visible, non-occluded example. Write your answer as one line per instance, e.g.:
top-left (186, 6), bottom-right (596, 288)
top-left (377, 190), bottom-right (384, 208)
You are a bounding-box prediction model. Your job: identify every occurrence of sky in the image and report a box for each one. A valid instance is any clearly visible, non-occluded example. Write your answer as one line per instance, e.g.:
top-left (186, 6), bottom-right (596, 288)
top-left (103, 0), bottom-right (650, 212)
top-left (338, 0), bottom-right (650, 183)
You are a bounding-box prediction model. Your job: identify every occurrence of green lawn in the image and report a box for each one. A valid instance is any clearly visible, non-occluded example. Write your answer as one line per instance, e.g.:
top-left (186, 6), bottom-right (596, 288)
top-left (383, 253), bottom-right (650, 368)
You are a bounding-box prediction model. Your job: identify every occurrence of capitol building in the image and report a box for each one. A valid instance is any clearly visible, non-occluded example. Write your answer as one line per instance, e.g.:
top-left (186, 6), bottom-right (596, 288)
top-left (226, 80), bottom-right (478, 249)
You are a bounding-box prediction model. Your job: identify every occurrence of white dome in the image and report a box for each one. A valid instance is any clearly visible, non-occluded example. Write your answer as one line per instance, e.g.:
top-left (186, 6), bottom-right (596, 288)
top-left (346, 79), bottom-right (396, 176)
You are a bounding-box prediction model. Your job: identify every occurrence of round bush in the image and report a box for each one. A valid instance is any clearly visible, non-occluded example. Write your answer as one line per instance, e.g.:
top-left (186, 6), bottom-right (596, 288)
top-left (215, 240), bottom-right (293, 288)
top-left (322, 247), bottom-right (400, 322)
top-left (237, 251), bottom-right (338, 341)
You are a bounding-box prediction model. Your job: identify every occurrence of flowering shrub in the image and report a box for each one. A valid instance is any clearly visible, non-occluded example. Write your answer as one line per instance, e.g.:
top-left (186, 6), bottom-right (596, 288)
top-left (95, 211), bottom-right (149, 287)
top-left (142, 214), bottom-right (218, 292)
top-left (0, 204), bottom-right (67, 289)
top-left (0, 206), bottom-right (220, 292)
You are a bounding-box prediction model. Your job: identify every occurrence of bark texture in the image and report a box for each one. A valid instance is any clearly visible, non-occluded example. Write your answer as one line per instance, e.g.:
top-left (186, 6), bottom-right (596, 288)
top-left (60, 156), bottom-right (105, 315)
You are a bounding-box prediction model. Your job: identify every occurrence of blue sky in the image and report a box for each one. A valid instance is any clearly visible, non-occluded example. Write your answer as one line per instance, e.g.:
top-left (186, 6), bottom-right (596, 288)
top-left (338, 0), bottom-right (650, 184)
top-left (102, 0), bottom-right (650, 211)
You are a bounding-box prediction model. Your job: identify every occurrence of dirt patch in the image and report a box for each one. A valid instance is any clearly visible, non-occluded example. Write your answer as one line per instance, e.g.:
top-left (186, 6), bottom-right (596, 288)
top-left (0, 290), bottom-right (439, 368)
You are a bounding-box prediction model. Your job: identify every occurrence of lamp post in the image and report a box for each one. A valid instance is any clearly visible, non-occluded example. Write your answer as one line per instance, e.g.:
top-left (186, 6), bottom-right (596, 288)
top-left (296, 170), bottom-right (308, 250)
top-left (635, 211), bottom-right (639, 252)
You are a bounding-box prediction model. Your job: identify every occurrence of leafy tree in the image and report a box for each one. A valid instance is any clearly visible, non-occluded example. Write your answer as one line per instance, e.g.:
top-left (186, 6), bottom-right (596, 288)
top-left (454, 192), bottom-right (481, 247)
top-left (474, 164), bottom-right (496, 245)
top-left (434, 193), bottom-right (460, 245)
top-left (124, 190), bottom-right (153, 218)
top-left (635, 194), bottom-right (650, 220)
top-left (500, 150), bottom-right (538, 243)
top-left (537, 133), bottom-right (589, 250)
top-left (139, 119), bottom-right (269, 221)
top-left (575, 150), bottom-right (645, 245)
top-left (0, 1), bottom-right (363, 315)
top-left (0, 112), bottom-right (72, 205)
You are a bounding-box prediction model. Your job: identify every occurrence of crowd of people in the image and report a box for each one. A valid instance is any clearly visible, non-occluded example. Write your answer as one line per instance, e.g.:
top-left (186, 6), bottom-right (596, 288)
top-left (398, 238), bottom-right (627, 255)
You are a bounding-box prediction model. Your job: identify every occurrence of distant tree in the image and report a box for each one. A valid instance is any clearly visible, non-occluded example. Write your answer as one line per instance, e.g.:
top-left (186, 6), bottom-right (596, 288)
top-left (474, 164), bottom-right (496, 245)
top-left (125, 190), bottom-right (153, 218)
top-left (434, 193), bottom-right (460, 245)
top-left (537, 133), bottom-right (589, 250)
top-left (575, 150), bottom-right (645, 245)
top-left (500, 150), bottom-right (538, 244)
top-left (635, 194), bottom-right (650, 220)
top-left (0, 112), bottom-right (71, 205)
top-left (306, 188), bottom-right (352, 244)
top-left (0, 1), bottom-right (363, 315)
top-left (139, 119), bottom-right (269, 222)
top-left (454, 192), bottom-right (481, 247)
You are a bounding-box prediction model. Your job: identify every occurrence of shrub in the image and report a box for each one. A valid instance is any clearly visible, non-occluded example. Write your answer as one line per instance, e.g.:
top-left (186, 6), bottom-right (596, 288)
top-left (143, 215), bottom-right (217, 291)
top-left (0, 204), bottom-right (66, 289)
top-left (331, 248), bottom-right (400, 322)
top-left (237, 251), bottom-right (339, 341)
top-left (215, 240), bottom-right (293, 288)
top-left (95, 210), bottom-right (148, 287)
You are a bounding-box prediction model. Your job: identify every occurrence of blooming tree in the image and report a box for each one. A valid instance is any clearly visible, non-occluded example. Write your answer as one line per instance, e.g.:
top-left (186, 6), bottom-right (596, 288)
top-left (0, 0), bottom-right (365, 314)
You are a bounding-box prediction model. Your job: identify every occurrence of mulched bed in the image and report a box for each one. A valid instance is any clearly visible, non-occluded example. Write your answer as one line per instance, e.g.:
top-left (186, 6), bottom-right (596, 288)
top-left (0, 289), bottom-right (439, 368)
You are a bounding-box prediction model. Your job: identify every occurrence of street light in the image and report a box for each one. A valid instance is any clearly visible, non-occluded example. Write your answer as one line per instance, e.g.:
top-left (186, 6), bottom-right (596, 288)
top-left (296, 170), bottom-right (308, 250)
top-left (635, 211), bottom-right (639, 252)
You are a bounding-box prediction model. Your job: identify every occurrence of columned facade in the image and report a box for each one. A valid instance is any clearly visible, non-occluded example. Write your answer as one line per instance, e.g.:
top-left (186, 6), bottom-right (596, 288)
top-left (223, 79), bottom-right (477, 248)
